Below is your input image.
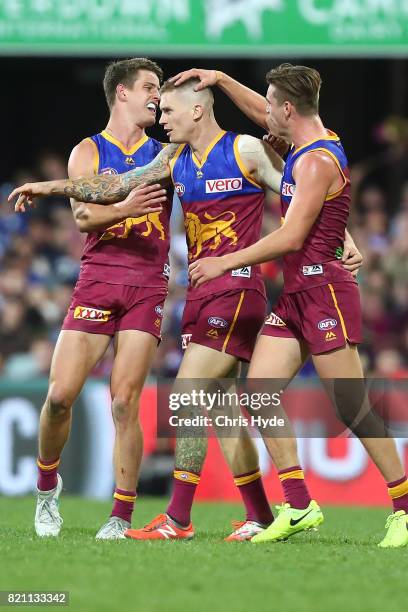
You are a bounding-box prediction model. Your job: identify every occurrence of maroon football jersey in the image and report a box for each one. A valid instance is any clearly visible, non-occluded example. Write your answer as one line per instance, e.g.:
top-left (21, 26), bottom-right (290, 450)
top-left (79, 132), bottom-right (171, 288)
top-left (281, 133), bottom-right (355, 293)
top-left (170, 131), bottom-right (266, 300)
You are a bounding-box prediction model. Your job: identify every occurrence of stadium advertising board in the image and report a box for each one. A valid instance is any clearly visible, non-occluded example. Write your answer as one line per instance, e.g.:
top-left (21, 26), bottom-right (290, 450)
top-left (0, 0), bottom-right (407, 56)
top-left (1, 380), bottom-right (407, 504)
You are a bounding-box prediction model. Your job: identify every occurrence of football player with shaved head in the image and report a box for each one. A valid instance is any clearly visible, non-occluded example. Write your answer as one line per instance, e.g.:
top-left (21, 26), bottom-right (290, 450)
top-left (10, 76), bottom-right (285, 541)
top-left (10, 75), bottom-right (362, 542)
top-left (172, 65), bottom-right (408, 548)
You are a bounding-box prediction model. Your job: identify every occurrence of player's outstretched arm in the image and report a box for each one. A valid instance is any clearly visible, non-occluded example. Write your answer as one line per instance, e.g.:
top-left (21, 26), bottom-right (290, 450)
top-left (68, 140), bottom-right (166, 232)
top-left (189, 152), bottom-right (334, 287)
top-left (9, 144), bottom-right (178, 211)
top-left (170, 68), bottom-right (268, 130)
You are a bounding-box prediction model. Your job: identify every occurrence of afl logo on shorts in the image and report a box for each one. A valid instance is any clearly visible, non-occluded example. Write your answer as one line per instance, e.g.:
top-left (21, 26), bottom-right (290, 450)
top-left (100, 168), bottom-right (118, 175)
top-left (174, 182), bottom-right (185, 196)
top-left (208, 316), bottom-right (228, 329)
top-left (155, 305), bottom-right (163, 317)
top-left (318, 318), bottom-right (337, 331)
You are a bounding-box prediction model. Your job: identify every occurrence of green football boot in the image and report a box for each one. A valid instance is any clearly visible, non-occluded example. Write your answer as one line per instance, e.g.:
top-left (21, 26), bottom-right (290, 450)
top-left (378, 511), bottom-right (408, 548)
top-left (251, 500), bottom-right (324, 544)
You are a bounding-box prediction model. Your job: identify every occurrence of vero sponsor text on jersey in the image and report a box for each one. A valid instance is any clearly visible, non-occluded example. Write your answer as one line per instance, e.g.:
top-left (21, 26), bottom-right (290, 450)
top-left (205, 177), bottom-right (243, 193)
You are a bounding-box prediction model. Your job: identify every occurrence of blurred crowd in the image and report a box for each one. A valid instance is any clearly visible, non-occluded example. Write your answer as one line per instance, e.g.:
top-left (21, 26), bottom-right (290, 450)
top-left (0, 119), bottom-right (407, 381)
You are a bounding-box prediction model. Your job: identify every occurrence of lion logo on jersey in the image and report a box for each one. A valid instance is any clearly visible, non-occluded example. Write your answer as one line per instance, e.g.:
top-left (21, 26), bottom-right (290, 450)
top-left (100, 212), bottom-right (165, 241)
top-left (185, 211), bottom-right (237, 259)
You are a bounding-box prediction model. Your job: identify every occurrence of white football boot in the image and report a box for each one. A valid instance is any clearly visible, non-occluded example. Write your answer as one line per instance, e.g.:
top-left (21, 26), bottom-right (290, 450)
top-left (95, 516), bottom-right (130, 540)
top-left (224, 520), bottom-right (267, 541)
top-left (34, 474), bottom-right (63, 537)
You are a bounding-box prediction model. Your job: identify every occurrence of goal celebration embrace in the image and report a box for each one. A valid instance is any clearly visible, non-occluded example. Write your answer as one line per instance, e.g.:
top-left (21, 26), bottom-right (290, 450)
top-left (8, 59), bottom-right (408, 551)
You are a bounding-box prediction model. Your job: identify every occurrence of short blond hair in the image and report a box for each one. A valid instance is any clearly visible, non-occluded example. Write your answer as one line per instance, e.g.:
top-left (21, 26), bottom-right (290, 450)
top-left (160, 78), bottom-right (214, 106)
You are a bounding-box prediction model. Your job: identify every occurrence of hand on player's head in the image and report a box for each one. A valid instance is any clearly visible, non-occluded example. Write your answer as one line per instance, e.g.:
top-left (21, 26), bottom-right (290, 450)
top-left (169, 68), bottom-right (218, 91)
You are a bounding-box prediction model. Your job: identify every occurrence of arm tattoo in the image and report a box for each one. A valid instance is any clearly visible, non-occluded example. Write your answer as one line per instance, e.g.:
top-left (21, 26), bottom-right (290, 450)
top-left (50, 143), bottom-right (179, 203)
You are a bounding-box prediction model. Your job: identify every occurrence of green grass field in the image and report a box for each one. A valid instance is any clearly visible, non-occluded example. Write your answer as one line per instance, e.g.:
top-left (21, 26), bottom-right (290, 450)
top-left (0, 497), bottom-right (406, 612)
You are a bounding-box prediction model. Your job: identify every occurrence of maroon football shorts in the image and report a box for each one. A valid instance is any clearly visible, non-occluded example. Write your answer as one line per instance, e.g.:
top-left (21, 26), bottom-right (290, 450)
top-left (261, 281), bottom-right (362, 355)
top-left (181, 289), bottom-right (267, 362)
top-left (62, 278), bottom-right (167, 339)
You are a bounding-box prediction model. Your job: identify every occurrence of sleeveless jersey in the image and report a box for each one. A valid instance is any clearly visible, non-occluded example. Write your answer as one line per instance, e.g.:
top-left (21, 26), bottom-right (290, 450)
top-left (170, 130), bottom-right (266, 300)
top-left (280, 132), bottom-right (355, 293)
top-left (79, 130), bottom-right (171, 288)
